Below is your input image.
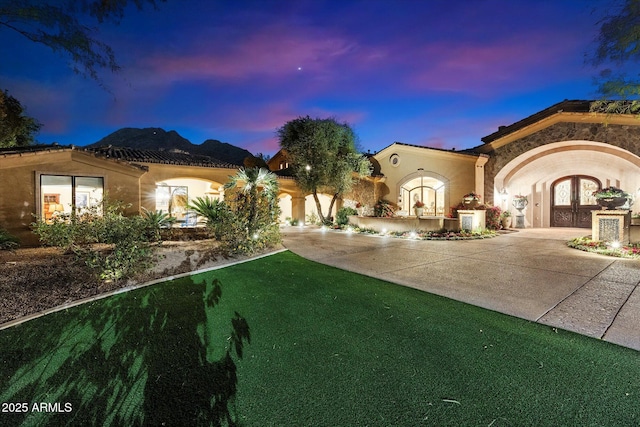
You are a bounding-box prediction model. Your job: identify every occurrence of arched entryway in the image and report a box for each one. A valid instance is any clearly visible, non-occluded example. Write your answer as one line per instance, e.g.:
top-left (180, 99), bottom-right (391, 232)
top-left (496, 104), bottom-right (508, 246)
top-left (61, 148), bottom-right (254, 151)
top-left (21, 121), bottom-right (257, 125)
top-left (551, 175), bottom-right (601, 227)
top-left (493, 140), bottom-right (640, 228)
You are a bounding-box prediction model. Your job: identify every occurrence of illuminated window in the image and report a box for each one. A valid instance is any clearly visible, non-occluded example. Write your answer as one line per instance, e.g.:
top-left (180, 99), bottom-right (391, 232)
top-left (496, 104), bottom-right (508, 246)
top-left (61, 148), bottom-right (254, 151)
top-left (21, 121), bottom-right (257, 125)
top-left (155, 184), bottom-right (188, 218)
top-left (400, 176), bottom-right (445, 215)
top-left (40, 175), bottom-right (104, 221)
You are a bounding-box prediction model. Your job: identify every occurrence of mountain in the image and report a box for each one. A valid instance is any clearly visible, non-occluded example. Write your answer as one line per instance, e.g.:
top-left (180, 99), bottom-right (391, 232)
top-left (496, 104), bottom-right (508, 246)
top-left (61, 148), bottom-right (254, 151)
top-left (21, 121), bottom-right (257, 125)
top-left (88, 128), bottom-right (253, 166)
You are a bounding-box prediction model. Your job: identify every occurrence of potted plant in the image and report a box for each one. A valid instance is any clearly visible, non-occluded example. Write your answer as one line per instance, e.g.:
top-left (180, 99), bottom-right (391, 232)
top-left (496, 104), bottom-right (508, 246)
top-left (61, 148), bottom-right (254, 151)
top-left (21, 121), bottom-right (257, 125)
top-left (413, 200), bottom-right (425, 217)
top-left (593, 186), bottom-right (631, 210)
top-left (462, 192), bottom-right (481, 208)
top-left (500, 210), bottom-right (512, 229)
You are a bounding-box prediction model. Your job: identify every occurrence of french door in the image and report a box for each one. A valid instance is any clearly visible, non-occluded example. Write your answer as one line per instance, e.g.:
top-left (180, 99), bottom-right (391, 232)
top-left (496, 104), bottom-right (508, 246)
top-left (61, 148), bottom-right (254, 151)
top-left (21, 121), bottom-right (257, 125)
top-left (551, 175), bottom-right (601, 227)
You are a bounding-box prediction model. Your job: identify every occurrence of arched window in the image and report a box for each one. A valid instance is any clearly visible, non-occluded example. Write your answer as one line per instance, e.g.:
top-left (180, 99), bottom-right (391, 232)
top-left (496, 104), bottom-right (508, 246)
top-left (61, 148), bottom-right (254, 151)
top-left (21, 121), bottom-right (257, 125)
top-left (399, 176), bottom-right (445, 215)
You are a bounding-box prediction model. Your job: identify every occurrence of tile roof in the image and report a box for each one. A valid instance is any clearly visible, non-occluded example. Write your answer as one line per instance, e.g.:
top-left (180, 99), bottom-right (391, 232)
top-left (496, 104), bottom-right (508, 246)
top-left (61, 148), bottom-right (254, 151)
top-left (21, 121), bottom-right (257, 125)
top-left (90, 145), bottom-right (239, 168)
top-left (379, 141), bottom-right (480, 157)
top-left (0, 144), bottom-right (241, 169)
top-left (0, 143), bottom-right (70, 156)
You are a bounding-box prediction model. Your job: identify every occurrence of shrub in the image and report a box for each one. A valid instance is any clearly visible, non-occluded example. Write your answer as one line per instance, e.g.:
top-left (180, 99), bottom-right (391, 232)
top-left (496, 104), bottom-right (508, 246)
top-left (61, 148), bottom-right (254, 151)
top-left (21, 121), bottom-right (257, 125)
top-left (284, 217), bottom-right (299, 226)
top-left (484, 205), bottom-right (502, 230)
top-left (32, 198), bottom-right (160, 282)
top-left (0, 226), bottom-right (18, 250)
top-left (306, 211), bottom-right (321, 225)
top-left (373, 199), bottom-right (395, 217)
top-left (336, 207), bottom-right (357, 226)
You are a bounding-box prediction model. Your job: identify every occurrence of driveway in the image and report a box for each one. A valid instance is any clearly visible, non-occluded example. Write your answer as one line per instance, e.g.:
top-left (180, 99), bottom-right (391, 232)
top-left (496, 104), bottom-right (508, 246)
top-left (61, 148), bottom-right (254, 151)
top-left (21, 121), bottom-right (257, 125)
top-left (281, 226), bottom-right (640, 351)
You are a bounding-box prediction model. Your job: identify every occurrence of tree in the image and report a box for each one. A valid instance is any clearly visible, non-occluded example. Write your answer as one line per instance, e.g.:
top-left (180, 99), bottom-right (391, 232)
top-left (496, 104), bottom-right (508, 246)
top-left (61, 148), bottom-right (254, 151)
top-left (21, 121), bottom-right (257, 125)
top-left (243, 153), bottom-right (270, 169)
top-left (0, 0), bottom-right (163, 84)
top-left (589, 0), bottom-right (640, 113)
top-left (277, 116), bottom-right (372, 224)
top-left (0, 90), bottom-right (41, 147)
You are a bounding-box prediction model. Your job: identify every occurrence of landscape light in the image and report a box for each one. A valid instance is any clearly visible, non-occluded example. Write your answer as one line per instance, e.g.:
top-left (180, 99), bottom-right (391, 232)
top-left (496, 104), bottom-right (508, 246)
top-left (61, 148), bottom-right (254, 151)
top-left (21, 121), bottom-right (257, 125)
top-left (610, 241), bottom-right (621, 249)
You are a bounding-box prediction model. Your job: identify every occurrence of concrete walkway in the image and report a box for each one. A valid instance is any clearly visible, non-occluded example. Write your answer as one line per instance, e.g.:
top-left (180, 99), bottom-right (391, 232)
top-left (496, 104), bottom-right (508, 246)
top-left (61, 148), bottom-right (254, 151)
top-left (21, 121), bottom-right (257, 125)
top-left (281, 226), bottom-right (640, 351)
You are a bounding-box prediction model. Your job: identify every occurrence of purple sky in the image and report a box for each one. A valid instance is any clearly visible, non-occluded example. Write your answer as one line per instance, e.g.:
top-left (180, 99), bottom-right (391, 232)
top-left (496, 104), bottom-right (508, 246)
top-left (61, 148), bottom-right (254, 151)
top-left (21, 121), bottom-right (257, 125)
top-left (3, 0), bottom-right (611, 155)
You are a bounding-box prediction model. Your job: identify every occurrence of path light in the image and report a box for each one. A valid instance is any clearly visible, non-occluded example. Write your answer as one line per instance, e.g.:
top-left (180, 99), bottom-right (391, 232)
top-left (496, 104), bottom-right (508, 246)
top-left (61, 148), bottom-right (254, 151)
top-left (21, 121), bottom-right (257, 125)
top-left (305, 165), bottom-right (311, 171)
top-left (381, 228), bottom-right (388, 235)
top-left (346, 226), bottom-right (353, 233)
top-left (253, 233), bottom-right (259, 239)
top-left (610, 241), bottom-right (621, 249)
top-left (409, 231), bottom-right (417, 239)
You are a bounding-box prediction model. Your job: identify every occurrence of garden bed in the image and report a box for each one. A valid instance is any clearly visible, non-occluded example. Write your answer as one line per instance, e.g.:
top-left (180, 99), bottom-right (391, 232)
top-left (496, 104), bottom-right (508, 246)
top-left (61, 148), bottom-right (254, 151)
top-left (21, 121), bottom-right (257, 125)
top-left (332, 224), bottom-right (497, 240)
top-left (0, 240), bottom-right (281, 326)
top-left (567, 237), bottom-right (640, 259)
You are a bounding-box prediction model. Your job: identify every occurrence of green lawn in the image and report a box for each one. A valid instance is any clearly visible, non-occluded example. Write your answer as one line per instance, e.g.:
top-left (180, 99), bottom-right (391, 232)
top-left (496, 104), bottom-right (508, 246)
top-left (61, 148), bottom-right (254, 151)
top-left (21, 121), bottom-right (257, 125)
top-left (1, 251), bottom-right (639, 426)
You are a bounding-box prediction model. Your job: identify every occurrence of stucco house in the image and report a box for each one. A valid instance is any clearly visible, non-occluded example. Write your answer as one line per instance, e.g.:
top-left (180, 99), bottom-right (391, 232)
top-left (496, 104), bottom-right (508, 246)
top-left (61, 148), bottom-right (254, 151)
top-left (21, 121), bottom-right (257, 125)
top-left (363, 100), bottom-right (640, 229)
top-left (0, 144), bottom-right (304, 246)
top-left (2, 99), bottom-right (639, 246)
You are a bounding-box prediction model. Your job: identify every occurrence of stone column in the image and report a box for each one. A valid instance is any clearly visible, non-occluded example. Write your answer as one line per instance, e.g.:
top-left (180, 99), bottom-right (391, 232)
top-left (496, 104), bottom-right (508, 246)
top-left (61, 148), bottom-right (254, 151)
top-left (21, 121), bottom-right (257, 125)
top-left (291, 196), bottom-right (306, 224)
top-left (592, 210), bottom-right (630, 244)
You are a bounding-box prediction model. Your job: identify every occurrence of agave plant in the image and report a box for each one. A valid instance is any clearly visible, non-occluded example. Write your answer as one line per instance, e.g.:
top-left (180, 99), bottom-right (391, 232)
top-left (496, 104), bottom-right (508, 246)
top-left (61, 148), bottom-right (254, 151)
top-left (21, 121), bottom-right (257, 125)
top-left (140, 208), bottom-right (177, 242)
top-left (141, 208), bottom-right (177, 229)
top-left (187, 197), bottom-right (228, 224)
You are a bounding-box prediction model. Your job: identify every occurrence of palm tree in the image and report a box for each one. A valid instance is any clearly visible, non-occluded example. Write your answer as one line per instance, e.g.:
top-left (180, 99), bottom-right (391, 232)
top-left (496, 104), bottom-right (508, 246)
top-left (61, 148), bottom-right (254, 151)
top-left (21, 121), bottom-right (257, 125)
top-left (224, 167), bottom-right (280, 234)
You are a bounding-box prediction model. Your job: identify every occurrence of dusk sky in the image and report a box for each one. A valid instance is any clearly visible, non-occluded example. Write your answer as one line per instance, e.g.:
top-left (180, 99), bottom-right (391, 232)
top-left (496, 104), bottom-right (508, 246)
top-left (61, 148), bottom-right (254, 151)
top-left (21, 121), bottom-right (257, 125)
top-left (3, 0), bottom-right (614, 156)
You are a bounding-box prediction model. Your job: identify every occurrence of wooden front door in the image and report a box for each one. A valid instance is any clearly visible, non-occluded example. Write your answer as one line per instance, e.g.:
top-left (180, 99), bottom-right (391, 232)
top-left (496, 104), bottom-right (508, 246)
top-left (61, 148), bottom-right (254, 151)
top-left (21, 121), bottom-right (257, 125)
top-left (551, 176), bottom-right (601, 227)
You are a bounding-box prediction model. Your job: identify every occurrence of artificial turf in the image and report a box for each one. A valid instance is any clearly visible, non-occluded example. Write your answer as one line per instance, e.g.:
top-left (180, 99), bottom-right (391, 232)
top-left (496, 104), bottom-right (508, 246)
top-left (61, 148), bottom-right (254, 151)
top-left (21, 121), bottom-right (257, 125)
top-left (1, 250), bottom-right (639, 426)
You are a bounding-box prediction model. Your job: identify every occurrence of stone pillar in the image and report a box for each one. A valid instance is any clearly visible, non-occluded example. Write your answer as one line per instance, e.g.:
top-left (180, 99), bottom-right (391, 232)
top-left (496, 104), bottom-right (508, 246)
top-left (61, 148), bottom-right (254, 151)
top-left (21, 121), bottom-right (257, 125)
top-left (291, 196), bottom-right (306, 224)
top-left (592, 210), bottom-right (630, 244)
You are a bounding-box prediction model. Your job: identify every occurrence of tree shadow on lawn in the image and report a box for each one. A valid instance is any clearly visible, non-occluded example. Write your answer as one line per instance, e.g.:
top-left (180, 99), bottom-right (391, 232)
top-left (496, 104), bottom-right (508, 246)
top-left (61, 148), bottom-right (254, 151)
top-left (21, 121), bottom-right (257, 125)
top-left (0, 274), bottom-right (250, 426)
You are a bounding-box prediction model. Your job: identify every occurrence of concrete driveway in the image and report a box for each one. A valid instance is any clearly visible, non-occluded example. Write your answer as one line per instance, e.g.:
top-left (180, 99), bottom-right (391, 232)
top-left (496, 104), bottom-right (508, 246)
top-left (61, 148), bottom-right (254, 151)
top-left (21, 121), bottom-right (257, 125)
top-left (281, 226), bottom-right (640, 351)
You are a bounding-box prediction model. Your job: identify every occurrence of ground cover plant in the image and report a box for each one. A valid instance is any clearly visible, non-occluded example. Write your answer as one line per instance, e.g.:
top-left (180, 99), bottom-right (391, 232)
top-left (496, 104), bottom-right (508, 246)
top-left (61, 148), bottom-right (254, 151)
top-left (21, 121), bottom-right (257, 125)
top-left (331, 224), bottom-right (497, 240)
top-left (1, 251), bottom-right (639, 426)
top-left (568, 236), bottom-right (640, 259)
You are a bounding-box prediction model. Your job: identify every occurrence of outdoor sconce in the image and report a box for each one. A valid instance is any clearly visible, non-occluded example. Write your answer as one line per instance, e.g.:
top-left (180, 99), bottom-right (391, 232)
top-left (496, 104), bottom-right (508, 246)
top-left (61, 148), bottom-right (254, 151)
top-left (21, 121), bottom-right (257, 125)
top-left (500, 188), bottom-right (508, 201)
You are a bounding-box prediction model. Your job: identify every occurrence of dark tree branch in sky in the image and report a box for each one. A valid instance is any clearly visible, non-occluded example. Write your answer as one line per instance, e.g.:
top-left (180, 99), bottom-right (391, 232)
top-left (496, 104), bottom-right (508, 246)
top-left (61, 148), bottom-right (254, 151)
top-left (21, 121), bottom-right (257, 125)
top-left (590, 0), bottom-right (640, 104)
top-left (0, 0), bottom-right (163, 84)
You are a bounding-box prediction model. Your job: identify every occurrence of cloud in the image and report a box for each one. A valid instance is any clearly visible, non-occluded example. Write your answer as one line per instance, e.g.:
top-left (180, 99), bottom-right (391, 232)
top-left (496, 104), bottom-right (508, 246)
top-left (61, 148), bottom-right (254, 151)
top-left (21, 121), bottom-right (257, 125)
top-left (136, 25), bottom-right (360, 85)
top-left (0, 76), bottom-right (76, 134)
top-left (403, 30), bottom-right (587, 96)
